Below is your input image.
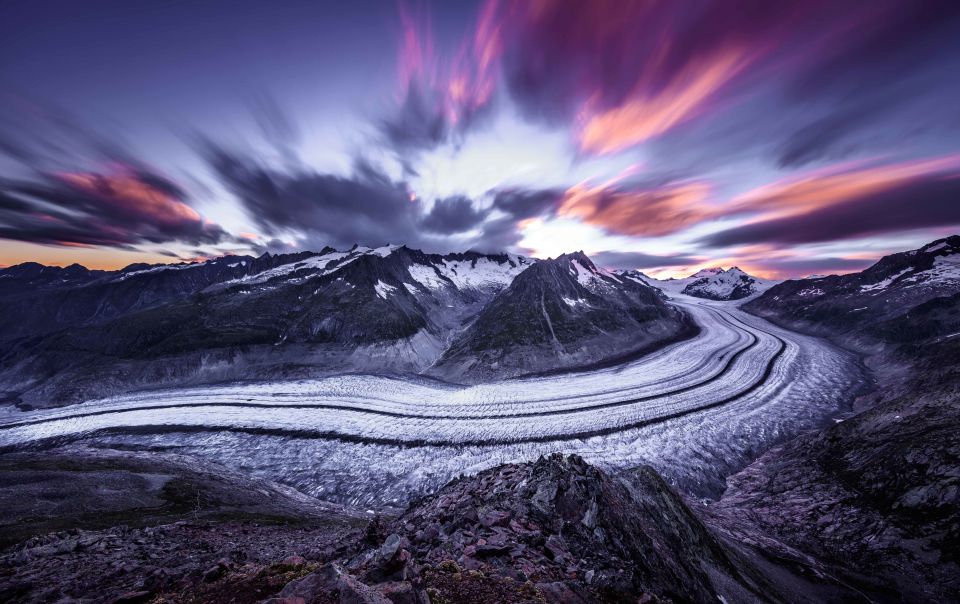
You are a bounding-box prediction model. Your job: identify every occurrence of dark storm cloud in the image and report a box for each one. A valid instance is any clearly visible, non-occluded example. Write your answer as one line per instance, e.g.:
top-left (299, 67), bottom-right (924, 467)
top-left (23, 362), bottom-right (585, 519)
top-left (776, 101), bottom-right (886, 169)
top-left (701, 173), bottom-right (960, 247)
top-left (491, 188), bottom-right (563, 220)
top-left (591, 251), bottom-right (706, 271)
top-left (420, 195), bottom-right (489, 234)
top-left (0, 105), bottom-right (233, 250)
top-left (471, 216), bottom-right (527, 253)
top-left (200, 140), bottom-right (422, 250)
top-left (0, 170), bottom-right (229, 249)
top-left (379, 84), bottom-right (455, 153)
top-left (201, 137), bottom-right (545, 252)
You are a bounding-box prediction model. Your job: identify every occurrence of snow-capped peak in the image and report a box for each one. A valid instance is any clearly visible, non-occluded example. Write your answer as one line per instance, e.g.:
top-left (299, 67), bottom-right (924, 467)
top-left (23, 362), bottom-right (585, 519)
top-left (688, 267), bottom-right (725, 279)
top-left (679, 266), bottom-right (776, 301)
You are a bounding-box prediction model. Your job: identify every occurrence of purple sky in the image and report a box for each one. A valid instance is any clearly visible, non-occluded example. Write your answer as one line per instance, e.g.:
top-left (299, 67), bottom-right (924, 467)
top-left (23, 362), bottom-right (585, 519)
top-left (2, 0), bottom-right (960, 277)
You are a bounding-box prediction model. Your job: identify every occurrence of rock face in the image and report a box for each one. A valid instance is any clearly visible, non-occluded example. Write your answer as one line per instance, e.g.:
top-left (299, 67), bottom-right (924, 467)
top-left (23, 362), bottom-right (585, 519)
top-left (744, 235), bottom-right (960, 340)
top-left (726, 235), bottom-right (960, 602)
top-left (261, 454), bottom-right (866, 604)
top-left (0, 246), bottom-right (532, 406)
top-left (714, 322), bottom-right (960, 602)
top-left (0, 247), bottom-right (693, 408)
top-left (431, 252), bottom-right (693, 381)
top-left (0, 252), bottom-right (317, 342)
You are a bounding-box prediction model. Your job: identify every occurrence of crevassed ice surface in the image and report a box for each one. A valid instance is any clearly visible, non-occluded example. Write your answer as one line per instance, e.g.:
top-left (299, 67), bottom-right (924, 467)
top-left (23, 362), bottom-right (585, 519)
top-left (0, 296), bottom-right (867, 507)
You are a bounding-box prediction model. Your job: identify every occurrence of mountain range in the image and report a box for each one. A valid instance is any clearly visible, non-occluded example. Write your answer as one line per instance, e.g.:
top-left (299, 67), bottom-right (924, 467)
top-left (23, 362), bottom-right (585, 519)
top-left (3, 236), bottom-right (960, 602)
top-left (0, 246), bottom-right (696, 408)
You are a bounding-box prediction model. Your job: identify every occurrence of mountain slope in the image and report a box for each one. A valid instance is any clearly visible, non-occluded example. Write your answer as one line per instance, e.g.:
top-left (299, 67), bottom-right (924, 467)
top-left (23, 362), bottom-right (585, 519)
top-left (431, 252), bottom-right (693, 381)
top-left (0, 246), bottom-right (535, 407)
top-left (726, 235), bottom-right (960, 600)
top-left (681, 266), bottom-right (775, 300)
top-left (744, 235), bottom-right (960, 339)
top-left (0, 251), bottom-right (320, 342)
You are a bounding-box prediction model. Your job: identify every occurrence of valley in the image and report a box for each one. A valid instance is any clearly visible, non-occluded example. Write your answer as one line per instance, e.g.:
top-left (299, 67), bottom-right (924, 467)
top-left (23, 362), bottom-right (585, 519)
top-left (3, 238), bottom-right (958, 603)
top-left (0, 296), bottom-right (866, 506)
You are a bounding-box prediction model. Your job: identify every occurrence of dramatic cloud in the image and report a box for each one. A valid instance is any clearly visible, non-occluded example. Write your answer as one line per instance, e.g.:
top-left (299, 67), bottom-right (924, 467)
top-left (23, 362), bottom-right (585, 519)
top-left (776, 101), bottom-right (887, 169)
top-left (2, 1), bottom-right (960, 275)
top-left (201, 141), bottom-right (422, 249)
top-left (751, 256), bottom-right (876, 277)
top-left (484, 0), bottom-right (960, 156)
top-left (490, 188), bottom-right (562, 220)
top-left (556, 178), bottom-right (713, 238)
top-left (591, 251), bottom-right (706, 271)
top-left (703, 156), bottom-right (960, 246)
top-left (0, 167), bottom-right (228, 248)
top-left (0, 106), bottom-right (233, 253)
top-left (379, 1), bottom-right (502, 153)
top-left (420, 195), bottom-right (488, 234)
top-left (494, 0), bottom-right (797, 152)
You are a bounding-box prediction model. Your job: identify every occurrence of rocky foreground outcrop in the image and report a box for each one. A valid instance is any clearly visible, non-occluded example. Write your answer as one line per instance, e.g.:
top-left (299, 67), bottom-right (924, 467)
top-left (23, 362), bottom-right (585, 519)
top-left (259, 454), bottom-right (862, 604)
top-left (1, 451), bottom-right (868, 604)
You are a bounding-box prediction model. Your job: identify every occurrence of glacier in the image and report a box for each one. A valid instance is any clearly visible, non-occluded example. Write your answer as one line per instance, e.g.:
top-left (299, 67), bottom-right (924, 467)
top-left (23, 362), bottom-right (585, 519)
top-left (0, 295), bottom-right (867, 507)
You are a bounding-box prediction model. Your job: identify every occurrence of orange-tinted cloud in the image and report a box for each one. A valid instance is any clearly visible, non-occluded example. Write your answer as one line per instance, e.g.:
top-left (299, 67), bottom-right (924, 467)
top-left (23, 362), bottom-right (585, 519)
top-left (729, 155), bottom-right (960, 218)
top-left (557, 178), bottom-right (714, 238)
top-left (383, 2), bottom-right (503, 150)
top-left (57, 171), bottom-right (203, 227)
top-left (578, 47), bottom-right (752, 154)
top-left (0, 165), bottom-right (229, 249)
top-left (703, 154), bottom-right (960, 246)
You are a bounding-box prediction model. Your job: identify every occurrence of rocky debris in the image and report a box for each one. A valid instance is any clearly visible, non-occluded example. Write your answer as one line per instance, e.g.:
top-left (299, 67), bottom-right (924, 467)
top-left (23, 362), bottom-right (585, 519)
top-left (263, 454), bottom-right (862, 603)
top-left (1, 449), bottom-right (891, 603)
top-left (0, 447), bottom-right (367, 549)
top-left (714, 337), bottom-right (960, 603)
top-left (0, 447), bottom-right (369, 604)
top-left (0, 520), bottom-right (361, 604)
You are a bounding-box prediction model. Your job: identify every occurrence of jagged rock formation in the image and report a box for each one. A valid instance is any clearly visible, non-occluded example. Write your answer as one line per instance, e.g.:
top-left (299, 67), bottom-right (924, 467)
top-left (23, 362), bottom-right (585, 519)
top-left (430, 252), bottom-right (693, 381)
top-left (259, 454), bottom-right (863, 603)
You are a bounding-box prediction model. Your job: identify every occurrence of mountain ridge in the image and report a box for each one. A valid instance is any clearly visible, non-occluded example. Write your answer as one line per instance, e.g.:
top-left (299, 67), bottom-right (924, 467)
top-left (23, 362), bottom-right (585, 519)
top-left (0, 245), bottom-right (690, 408)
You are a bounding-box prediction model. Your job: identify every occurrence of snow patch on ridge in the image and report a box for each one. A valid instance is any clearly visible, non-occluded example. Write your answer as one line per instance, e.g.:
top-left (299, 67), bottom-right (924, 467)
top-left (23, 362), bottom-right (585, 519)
top-left (374, 280), bottom-right (397, 299)
top-left (861, 268), bottom-right (913, 292)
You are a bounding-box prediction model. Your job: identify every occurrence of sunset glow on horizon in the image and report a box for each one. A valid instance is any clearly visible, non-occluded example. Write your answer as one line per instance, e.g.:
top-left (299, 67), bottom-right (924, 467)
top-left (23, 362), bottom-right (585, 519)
top-left (2, 0), bottom-right (960, 278)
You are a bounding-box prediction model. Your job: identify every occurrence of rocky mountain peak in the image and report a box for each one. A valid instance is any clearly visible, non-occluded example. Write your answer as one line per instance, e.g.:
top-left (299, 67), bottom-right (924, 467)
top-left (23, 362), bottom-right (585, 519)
top-left (689, 266), bottom-right (725, 279)
top-left (677, 266), bottom-right (773, 301)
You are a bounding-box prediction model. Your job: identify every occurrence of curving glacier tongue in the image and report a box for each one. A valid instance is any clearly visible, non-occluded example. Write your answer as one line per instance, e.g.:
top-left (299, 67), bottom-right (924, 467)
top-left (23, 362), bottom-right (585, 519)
top-left (0, 296), bottom-right (867, 508)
